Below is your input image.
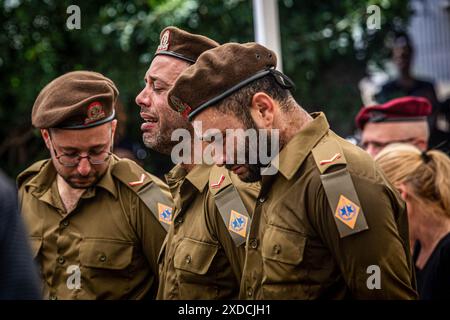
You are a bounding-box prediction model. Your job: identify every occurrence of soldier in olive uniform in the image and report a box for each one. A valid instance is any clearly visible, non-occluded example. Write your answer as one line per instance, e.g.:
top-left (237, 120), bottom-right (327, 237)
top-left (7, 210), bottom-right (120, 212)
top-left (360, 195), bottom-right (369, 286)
top-left (17, 71), bottom-right (172, 299)
top-left (168, 43), bottom-right (418, 299)
top-left (135, 27), bottom-right (259, 299)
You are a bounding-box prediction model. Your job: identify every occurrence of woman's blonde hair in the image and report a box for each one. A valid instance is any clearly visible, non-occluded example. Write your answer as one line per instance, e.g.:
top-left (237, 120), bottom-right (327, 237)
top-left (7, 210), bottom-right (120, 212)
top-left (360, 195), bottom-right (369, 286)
top-left (375, 143), bottom-right (450, 218)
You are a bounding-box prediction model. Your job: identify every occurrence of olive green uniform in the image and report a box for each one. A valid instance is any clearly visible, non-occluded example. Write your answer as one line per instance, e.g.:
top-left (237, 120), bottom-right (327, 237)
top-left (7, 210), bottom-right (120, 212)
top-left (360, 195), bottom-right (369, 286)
top-left (241, 113), bottom-right (417, 299)
top-left (17, 155), bottom-right (169, 300)
top-left (157, 164), bottom-right (259, 299)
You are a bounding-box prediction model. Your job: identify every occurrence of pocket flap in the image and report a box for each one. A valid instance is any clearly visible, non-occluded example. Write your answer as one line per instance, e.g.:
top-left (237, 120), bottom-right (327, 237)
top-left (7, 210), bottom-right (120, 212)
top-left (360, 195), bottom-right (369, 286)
top-left (80, 238), bottom-right (133, 270)
top-left (262, 225), bottom-right (306, 265)
top-left (174, 238), bottom-right (218, 275)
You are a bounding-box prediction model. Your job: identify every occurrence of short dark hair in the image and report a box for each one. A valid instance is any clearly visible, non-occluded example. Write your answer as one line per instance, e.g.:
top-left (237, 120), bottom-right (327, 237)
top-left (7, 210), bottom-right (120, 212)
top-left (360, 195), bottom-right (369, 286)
top-left (393, 32), bottom-right (413, 53)
top-left (215, 74), bottom-right (293, 127)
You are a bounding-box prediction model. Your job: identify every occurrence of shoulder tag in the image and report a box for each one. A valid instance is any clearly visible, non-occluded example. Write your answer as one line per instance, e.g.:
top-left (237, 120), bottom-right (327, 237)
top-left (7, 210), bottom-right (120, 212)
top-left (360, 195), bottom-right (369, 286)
top-left (312, 139), bottom-right (369, 238)
top-left (137, 182), bottom-right (173, 232)
top-left (112, 158), bottom-right (174, 232)
top-left (209, 167), bottom-right (251, 246)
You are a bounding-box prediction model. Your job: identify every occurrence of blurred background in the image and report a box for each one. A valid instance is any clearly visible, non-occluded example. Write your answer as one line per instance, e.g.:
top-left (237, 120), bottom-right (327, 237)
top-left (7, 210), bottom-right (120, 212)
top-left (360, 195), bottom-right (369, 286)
top-left (1, 0), bottom-right (449, 179)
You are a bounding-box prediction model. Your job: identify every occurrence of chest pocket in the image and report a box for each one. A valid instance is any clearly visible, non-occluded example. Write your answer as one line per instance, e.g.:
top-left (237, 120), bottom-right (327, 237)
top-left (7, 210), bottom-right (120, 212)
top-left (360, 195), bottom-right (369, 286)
top-left (174, 238), bottom-right (218, 275)
top-left (80, 238), bottom-right (134, 270)
top-left (261, 224), bottom-right (307, 285)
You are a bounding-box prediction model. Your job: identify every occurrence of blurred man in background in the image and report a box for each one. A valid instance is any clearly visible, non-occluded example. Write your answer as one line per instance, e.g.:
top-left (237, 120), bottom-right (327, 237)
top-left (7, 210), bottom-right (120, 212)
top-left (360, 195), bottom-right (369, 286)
top-left (355, 96), bottom-right (431, 157)
top-left (375, 32), bottom-right (449, 153)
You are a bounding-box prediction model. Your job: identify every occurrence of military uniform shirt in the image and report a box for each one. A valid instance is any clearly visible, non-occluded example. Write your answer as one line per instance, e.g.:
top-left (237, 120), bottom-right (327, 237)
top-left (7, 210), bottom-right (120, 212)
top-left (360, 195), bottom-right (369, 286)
top-left (157, 164), bottom-right (259, 299)
top-left (241, 112), bottom-right (418, 300)
top-left (17, 156), bottom-right (167, 300)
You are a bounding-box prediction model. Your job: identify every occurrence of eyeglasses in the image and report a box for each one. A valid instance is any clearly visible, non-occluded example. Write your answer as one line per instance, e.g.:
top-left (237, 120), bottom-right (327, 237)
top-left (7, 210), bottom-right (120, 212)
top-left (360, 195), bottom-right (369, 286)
top-left (360, 137), bottom-right (417, 150)
top-left (49, 139), bottom-right (112, 167)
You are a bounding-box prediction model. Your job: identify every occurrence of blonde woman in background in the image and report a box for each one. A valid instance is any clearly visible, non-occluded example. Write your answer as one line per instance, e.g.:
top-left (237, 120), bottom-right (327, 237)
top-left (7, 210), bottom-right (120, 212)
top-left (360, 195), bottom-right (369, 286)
top-left (375, 143), bottom-right (450, 299)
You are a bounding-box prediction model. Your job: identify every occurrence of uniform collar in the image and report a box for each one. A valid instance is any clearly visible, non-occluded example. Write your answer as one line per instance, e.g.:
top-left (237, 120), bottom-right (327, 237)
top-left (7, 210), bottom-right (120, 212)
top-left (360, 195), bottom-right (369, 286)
top-left (185, 164), bottom-right (212, 192)
top-left (273, 112), bottom-right (330, 180)
top-left (166, 164), bottom-right (211, 193)
top-left (24, 159), bottom-right (56, 198)
top-left (95, 156), bottom-right (118, 199)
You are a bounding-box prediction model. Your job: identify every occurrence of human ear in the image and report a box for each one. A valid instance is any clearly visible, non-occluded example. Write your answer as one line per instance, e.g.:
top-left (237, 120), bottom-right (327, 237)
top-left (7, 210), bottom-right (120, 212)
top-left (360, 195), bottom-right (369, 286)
top-left (41, 129), bottom-right (51, 150)
top-left (397, 183), bottom-right (409, 201)
top-left (249, 92), bottom-right (275, 129)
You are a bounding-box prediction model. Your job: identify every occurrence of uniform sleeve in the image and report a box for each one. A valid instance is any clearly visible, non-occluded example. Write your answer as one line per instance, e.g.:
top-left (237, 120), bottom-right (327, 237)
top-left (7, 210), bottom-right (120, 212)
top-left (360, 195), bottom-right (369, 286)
top-left (131, 194), bottom-right (167, 298)
top-left (308, 173), bottom-right (418, 299)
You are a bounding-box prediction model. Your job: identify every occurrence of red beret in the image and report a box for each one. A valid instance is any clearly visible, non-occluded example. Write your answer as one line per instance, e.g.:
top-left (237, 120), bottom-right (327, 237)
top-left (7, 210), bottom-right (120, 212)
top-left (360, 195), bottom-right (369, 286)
top-left (355, 96), bottom-right (432, 130)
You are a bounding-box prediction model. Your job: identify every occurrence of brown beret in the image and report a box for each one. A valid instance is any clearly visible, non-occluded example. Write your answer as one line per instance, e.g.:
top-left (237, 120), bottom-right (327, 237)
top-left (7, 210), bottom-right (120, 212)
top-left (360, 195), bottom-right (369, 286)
top-left (168, 42), bottom-right (293, 120)
top-left (355, 96), bottom-right (432, 130)
top-left (32, 71), bottom-right (118, 129)
top-left (154, 26), bottom-right (219, 64)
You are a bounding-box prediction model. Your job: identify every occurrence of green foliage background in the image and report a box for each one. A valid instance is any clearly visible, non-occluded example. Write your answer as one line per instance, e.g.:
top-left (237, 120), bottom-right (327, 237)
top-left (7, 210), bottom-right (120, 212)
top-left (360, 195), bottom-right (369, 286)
top-left (0, 0), bottom-right (409, 178)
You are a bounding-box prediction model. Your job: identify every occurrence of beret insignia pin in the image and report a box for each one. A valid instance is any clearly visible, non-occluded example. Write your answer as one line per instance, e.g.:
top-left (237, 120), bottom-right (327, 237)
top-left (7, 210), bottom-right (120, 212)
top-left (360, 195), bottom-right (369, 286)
top-left (84, 101), bottom-right (106, 125)
top-left (157, 30), bottom-right (170, 52)
top-left (170, 96), bottom-right (192, 119)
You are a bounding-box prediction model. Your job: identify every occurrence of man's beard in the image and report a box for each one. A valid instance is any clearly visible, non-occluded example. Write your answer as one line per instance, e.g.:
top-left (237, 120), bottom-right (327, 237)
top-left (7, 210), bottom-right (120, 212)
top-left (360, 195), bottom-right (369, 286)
top-left (143, 131), bottom-right (174, 155)
top-left (224, 116), bottom-right (276, 183)
top-left (62, 172), bottom-right (102, 189)
top-left (225, 162), bottom-right (261, 183)
top-left (143, 119), bottom-right (191, 156)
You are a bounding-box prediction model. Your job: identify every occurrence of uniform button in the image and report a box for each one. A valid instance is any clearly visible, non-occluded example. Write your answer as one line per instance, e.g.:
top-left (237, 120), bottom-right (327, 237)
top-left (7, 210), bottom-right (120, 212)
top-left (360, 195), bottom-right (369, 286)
top-left (249, 239), bottom-right (258, 249)
top-left (175, 217), bottom-right (184, 225)
top-left (273, 244), bottom-right (281, 254)
top-left (99, 254), bottom-right (107, 262)
top-left (61, 220), bottom-right (69, 227)
top-left (49, 295), bottom-right (58, 300)
top-left (247, 287), bottom-right (253, 297)
top-left (185, 255), bottom-right (192, 264)
top-left (258, 197), bottom-right (266, 203)
top-left (57, 256), bottom-right (65, 264)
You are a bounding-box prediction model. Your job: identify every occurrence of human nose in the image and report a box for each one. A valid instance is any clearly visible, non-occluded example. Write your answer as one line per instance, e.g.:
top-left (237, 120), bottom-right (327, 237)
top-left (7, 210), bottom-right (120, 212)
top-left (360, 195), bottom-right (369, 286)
top-left (77, 157), bottom-right (92, 176)
top-left (365, 144), bottom-right (380, 158)
top-left (135, 87), bottom-right (151, 109)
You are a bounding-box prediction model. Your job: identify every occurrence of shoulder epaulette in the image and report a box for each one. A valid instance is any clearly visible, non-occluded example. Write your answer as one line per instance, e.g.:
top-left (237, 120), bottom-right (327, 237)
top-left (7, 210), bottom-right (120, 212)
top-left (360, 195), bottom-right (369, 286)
top-left (209, 166), bottom-right (251, 247)
top-left (16, 160), bottom-right (48, 189)
top-left (112, 158), bottom-right (174, 232)
top-left (312, 138), bottom-right (369, 238)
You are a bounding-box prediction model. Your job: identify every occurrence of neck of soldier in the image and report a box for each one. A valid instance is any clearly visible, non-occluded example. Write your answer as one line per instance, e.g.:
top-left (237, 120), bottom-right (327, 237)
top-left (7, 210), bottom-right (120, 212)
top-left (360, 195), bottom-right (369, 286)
top-left (179, 138), bottom-right (199, 173)
top-left (276, 104), bottom-right (313, 150)
top-left (57, 174), bottom-right (85, 214)
top-left (414, 205), bottom-right (450, 269)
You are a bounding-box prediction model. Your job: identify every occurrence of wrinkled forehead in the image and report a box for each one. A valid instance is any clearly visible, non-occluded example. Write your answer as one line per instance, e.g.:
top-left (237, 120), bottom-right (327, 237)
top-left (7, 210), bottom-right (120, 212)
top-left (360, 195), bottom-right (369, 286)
top-left (147, 55), bottom-right (191, 82)
top-left (192, 107), bottom-right (246, 136)
top-left (362, 121), bottom-right (423, 142)
top-left (49, 122), bottom-right (113, 146)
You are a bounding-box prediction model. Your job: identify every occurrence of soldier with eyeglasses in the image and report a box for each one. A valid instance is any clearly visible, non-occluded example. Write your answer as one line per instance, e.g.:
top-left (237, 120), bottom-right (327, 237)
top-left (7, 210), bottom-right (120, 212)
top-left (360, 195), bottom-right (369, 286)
top-left (17, 71), bottom-right (172, 300)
